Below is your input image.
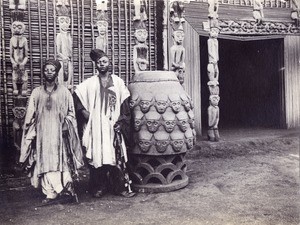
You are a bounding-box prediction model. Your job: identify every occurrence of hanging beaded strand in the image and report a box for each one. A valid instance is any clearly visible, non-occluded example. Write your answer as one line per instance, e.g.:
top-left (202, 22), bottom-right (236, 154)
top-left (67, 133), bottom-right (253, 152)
top-left (44, 84), bottom-right (57, 110)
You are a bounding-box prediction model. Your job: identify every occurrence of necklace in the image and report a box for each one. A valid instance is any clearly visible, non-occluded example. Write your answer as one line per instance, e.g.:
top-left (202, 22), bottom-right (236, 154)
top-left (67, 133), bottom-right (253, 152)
top-left (44, 84), bottom-right (57, 110)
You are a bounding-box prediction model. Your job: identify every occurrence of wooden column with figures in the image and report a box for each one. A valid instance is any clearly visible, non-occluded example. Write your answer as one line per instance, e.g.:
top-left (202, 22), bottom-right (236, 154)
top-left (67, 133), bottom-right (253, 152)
top-left (169, 0), bottom-right (188, 85)
top-left (95, 0), bottom-right (108, 53)
top-left (9, 0), bottom-right (28, 155)
top-left (291, 0), bottom-right (300, 27)
top-left (133, 0), bottom-right (149, 74)
top-left (55, 0), bottom-right (73, 90)
top-left (207, 0), bottom-right (220, 142)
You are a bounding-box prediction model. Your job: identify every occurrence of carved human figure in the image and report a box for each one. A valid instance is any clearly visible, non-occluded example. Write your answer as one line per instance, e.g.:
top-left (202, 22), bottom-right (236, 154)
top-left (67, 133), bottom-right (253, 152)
top-left (155, 93), bottom-right (168, 114)
top-left (291, 0), bottom-right (300, 26)
top-left (10, 21), bottom-right (29, 96)
top-left (56, 15), bottom-right (73, 89)
top-left (154, 131), bottom-right (170, 153)
top-left (169, 93), bottom-right (182, 113)
top-left (207, 80), bottom-right (219, 95)
top-left (208, 0), bottom-right (219, 19)
top-left (162, 109), bottom-right (176, 133)
top-left (170, 27), bottom-right (185, 72)
top-left (207, 27), bottom-right (219, 82)
top-left (253, 0), bottom-right (264, 24)
top-left (133, 0), bottom-right (147, 21)
top-left (170, 0), bottom-right (185, 23)
top-left (9, 0), bottom-right (26, 10)
top-left (56, 0), bottom-right (69, 6)
top-left (188, 109), bottom-right (195, 129)
top-left (96, 20), bottom-right (108, 52)
top-left (133, 26), bottom-right (149, 72)
top-left (12, 106), bottom-right (26, 150)
top-left (96, 0), bottom-right (108, 11)
top-left (208, 95), bottom-right (220, 142)
top-left (145, 111), bottom-right (161, 133)
top-left (170, 130), bottom-right (185, 152)
top-left (176, 111), bottom-right (189, 132)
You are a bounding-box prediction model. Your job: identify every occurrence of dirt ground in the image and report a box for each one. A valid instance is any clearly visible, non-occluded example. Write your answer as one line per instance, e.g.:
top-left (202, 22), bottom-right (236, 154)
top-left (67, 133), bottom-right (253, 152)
top-left (0, 128), bottom-right (299, 225)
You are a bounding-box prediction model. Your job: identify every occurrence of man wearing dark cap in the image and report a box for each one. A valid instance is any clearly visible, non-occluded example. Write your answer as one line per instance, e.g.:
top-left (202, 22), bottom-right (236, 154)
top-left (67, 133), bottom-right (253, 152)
top-left (19, 59), bottom-right (84, 204)
top-left (73, 49), bottom-right (134, 198)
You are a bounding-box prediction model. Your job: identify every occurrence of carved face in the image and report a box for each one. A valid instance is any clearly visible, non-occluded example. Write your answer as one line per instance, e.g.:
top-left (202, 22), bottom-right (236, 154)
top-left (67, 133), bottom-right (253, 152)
top-left (176, 68), bottom-right (185, 84)
top-left (139, 100), bottom-right (151, 113)
top-left (135, 29), bottom-right (148, 43)
top-left (186, 138), bottom-right (193, 149)
top-left (189, 118), bottom-right (195, 129)
top-left (146, 120), bottom-right (160, 133)
top-left (137, 60), bottom-right (148, 71)
top-left (210, 28), bottom-right (219, 38)
top-left (12, 107), bottom-right (26, 119)
top-left (58, 16), bottom-right (70, 32)
top-left (155, 140), bottom-right (169, 153)
top-left (130, 99), bottom-right (138, 109)
top-left (210, 96), bottom-right (220, 107)
top-left (11, 21), bottom-right (25, 35)
top-left (97, 20), bottom-right (108, 35)
top-left (170, 100), bottom-right (181, 113)
top-left (134, 119), bottom-right (143, 132)
top-left (173, 30), bottom-right (184, 45)
top-left (155, 100), bottom-right (168, 114)
top-left (163, 120), bottom-right (176, 133)
top-left (171, 139), bottom-right (185, 152)
top-left (181, 99), bottom-right (191, 111)
top-left (177, 119), bottom-right (189, 132)
top-left (138, 140), bottom-right (152, 153)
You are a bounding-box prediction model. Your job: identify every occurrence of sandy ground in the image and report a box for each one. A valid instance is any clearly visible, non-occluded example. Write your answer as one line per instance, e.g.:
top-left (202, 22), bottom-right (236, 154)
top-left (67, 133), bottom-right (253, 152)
top-left (0, 128), bottom-right (299, 225)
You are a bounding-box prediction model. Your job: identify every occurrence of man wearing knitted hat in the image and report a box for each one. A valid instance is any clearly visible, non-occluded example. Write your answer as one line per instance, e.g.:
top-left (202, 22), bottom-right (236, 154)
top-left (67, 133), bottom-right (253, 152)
top-left (74, 49), bottom-right (135, 198)
top-left (19, 59), bottom-right (84, 204)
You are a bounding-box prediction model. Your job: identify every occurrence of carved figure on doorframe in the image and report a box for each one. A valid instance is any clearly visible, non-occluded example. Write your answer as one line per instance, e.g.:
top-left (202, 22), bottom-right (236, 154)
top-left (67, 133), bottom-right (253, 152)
top-left (96, 0), bottom-right (108, 12)
top-left (207, 27), bottom-right (219, 82)
top-left (208, 0), bottom-right (219, 19)
top-left (133, 0), bottom-right (147, 21)
top-left (170, 25), bottom-right (185, 77)
top-left (207, 95), bottom-right (220, 142)
top-left (9, 0), bottom-right (26, 10)
top-left (253, 0), bottom-right (264, 24)
top-left (10, 21), bottom-right (29, 96)
top-left (170, 0), bottom-right (186, 23)
top-left (56, 15), bottom-right (73, 89)
top-left (291, 0), bottom-right (300, 27)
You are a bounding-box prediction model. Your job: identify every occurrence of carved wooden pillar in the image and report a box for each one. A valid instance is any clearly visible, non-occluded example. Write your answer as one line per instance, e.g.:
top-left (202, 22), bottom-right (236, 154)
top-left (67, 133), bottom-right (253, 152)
top-left (55, 0), bottom-right (73, 90)
top-left (207, 0), bottom-right (220, 142)
top-left (95, 0), bottom-right (108, 53)
top-left (169, 0), bottom-right (188, 85)
top-left (133, 0), bottom-right (149, 74)
top-left (253, 0), bottom-right (264, 24)
top-left (9, 0), bottom-right (28, 155)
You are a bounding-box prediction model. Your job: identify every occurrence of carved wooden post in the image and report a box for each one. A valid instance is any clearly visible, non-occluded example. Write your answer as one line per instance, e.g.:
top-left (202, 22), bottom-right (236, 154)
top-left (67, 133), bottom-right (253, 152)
top-left (95, 0), bottom-right (108, 53)
top-left (55, 0), bottom-right (73, 90)
top-left (207, 0), bottom-right (220, 142)
top-left (169, 0), bottom-right (188, 85)
top-left (133, 0), bottom-right (149, 74)
top-left (9, 0), bottom-right (28, 156)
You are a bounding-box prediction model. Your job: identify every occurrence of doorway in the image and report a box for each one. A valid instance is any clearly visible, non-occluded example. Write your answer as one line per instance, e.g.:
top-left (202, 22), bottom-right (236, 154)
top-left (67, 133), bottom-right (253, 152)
top-left (200, 37), bottom-right (283, 129)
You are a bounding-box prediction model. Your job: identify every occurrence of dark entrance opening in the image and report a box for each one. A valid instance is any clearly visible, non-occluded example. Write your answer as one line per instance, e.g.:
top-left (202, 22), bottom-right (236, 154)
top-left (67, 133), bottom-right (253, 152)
top-left (200, 37), bottom-right (283, 129)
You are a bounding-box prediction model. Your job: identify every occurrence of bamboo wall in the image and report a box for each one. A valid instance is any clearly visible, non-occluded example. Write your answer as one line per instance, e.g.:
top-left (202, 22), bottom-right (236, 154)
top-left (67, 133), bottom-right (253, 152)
top-left (284, 35), bottom-right (300, 128)
top-left (0, 0), bottom-right (158, 147)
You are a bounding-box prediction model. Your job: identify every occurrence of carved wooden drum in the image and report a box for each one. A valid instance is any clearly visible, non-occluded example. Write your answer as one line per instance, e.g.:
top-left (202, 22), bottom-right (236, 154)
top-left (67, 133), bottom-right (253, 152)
top-left (128, 71), bottom-right (196, 192)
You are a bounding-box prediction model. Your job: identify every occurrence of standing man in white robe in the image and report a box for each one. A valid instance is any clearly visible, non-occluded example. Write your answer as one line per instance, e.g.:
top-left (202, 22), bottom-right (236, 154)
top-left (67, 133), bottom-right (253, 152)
top-left (73, 49), bottom-right (133, 198)
top-left (20, 59), bottom-right (84, 204)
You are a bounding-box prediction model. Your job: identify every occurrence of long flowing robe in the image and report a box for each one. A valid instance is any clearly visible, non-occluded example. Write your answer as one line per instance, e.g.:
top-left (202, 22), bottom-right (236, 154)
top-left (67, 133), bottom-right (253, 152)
top-left (74, 75), bottom-right (130, 169)
top-left (20, 85), bottom-right (84, 187)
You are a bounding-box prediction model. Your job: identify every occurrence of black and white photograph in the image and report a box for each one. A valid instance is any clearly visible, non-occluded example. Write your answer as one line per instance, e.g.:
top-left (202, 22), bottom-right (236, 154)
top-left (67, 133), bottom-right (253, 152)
top-left (0, 0), bottom-right (299, 224)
